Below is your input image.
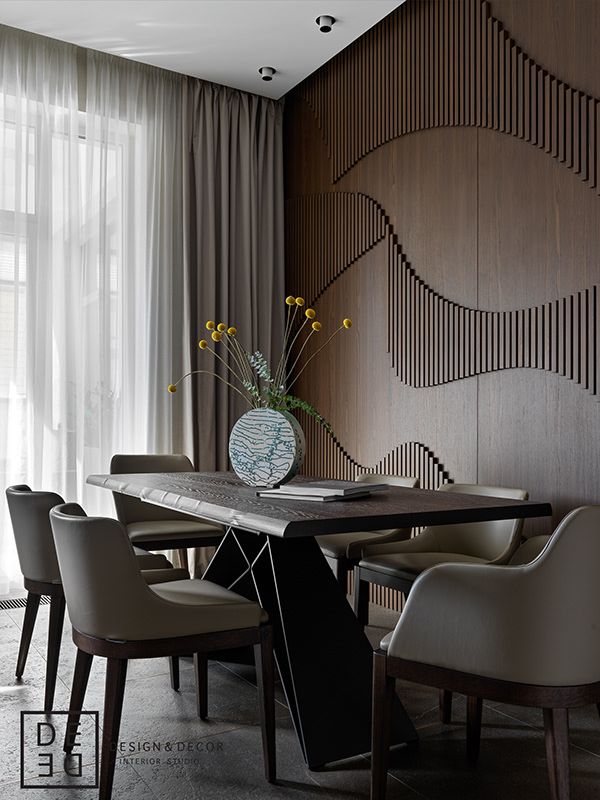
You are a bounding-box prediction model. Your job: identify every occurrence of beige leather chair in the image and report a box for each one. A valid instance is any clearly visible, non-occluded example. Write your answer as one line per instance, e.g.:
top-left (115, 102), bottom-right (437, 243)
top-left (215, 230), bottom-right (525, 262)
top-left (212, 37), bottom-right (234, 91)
top-left (317, 474), bottom-right (419, 592)
top-left (110, 454), bottom-right (224, 575)
top-left (370, 506), bottom-right (600, 800)
top-left (356, 482), bottom-right (528, 724)
top-left (5, 485), bottom-right (187, 713)
top-left (50, 503), bottom-right (275, 800)
top-left (354, 483), bottom-right (529, 629)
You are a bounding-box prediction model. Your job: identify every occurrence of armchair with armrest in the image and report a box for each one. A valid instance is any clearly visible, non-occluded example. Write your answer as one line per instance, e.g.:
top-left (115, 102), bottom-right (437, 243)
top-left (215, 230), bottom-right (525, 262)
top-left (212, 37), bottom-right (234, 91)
top-left (371, 505), bottom-right (600, 800)
top-left (5, 485), bottom-right (188, 713)
top-left (50, 503), bottom-right (275, 800)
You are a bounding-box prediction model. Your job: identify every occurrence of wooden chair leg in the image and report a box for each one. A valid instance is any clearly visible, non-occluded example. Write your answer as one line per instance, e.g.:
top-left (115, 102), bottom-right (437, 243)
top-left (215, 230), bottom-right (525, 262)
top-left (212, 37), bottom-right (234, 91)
top-left (64, 649), bottom-right (94, 753)
top-left (169, 656), bottom-right (180, 691)
top-left (45, 594), bottom-right (66, 713)
top-left (16, 592), bottom-right (41, 679)
top-left (194, 653), bottom-right (208, 720)
top-left (353, 570), bottom-right (370, 627)
top-left (440, 689), bottom-right (453, 723)
top-left (254, 625), bottom-right (276, 783)
top-left (466, 696), bottom-right (483, 763)
top-left (100, 658), bottom-right (128, 800)
top-left (177, 548), bottom-right (189, 571)
top-left (543, 708), bottom-right (570, 800)
top-left (371, 651), bottom-right (395, 800)
top-left (333, 559), bottom-right (350, 593)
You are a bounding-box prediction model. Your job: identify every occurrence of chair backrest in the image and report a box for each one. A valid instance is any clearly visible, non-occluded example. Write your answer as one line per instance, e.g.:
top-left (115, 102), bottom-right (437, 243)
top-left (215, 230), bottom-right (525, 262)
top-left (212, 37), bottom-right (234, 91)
top-left (508, 534), bottom-right (552, 566)
top-left (110, 454), bottom-right (196, 525)
top-left (357, 473), bottom-right (419, 489)
top-left (424, 483), bottom-right (528, 563)
top-left (50, 503), bottom-right (153, 639)
top-left (511, 505), bottom-right (600, 684)
top-left (6, 485), bottom-right (64, 584)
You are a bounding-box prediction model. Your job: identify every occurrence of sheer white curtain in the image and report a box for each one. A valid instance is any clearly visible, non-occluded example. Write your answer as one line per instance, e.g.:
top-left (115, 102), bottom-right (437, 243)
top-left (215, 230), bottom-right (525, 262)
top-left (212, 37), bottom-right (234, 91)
top-left (0, 28), bottom-right (190, 592)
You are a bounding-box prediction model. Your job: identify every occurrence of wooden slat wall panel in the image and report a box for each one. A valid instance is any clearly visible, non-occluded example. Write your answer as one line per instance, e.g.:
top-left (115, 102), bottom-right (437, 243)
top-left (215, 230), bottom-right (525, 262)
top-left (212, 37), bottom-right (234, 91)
top-left (284, 0), bottom-right (600, 609)
top-left (301, 0), bottom-right (600, 191)
top-left (289, 192), bottom-right (600, 398)
top-left (298, 412), bottom-right (451, 491)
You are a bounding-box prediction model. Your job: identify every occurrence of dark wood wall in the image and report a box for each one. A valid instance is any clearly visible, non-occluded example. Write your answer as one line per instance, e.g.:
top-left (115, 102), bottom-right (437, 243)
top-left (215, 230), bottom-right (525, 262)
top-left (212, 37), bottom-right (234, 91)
top-left (283, 0), bottom-right (600, 604)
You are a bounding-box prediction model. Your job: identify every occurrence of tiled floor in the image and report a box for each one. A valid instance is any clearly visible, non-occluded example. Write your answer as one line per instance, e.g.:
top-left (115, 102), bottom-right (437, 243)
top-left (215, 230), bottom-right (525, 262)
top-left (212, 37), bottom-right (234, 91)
top-left (1, 599), bottom-right (599, 799)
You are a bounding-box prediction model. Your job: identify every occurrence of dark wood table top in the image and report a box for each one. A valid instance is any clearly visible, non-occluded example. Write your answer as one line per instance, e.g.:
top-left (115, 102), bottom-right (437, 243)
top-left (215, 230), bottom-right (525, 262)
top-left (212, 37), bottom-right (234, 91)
top-left (87, 470), bottom-right (552, 539)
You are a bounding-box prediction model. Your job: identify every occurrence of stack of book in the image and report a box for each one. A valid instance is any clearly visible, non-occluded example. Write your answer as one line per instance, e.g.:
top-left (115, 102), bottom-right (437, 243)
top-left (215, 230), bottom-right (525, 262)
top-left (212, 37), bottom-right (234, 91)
top-left (256, 480), bottom-right (387, 502)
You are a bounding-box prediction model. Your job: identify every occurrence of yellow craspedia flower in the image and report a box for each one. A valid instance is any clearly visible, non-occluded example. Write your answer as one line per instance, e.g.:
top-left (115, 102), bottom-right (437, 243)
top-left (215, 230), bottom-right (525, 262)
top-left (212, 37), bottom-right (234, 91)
top-left (305, 308), bottom-right (316, 319)
top-left (211, 331), bottom-right (222, 342)
top-left (206, 320), bottom-right (215, 330)
top-left (198, 339), bottom-right (208, 349)
top-left (217, 322), bottom-right (227, 332)
top-left (343, 318), bottom-right (353, 329)
top-left (311, 321), bottom-right (322, 332)
top-left (167, 384), bottom-right (177, 393)
top-left (227, 326), bottom-right (237, 336)
top-left (295, 297), bottom-right (305, 306)
top-left (285, 295), bottom-right (296, 305)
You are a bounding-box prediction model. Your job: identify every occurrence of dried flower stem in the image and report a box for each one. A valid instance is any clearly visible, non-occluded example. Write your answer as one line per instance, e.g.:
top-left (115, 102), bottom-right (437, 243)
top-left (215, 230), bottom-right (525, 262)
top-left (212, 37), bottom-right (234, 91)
top-left (285, 328), bottom-right (317, 387)
top-left (274, 304), bottom-right (298, 385)
top-left (277, 318), bottom-right (309, 388)
top-left (172, 369), bottom-right (253, 407)
top-left (286, 326), bottom-right (344, 392)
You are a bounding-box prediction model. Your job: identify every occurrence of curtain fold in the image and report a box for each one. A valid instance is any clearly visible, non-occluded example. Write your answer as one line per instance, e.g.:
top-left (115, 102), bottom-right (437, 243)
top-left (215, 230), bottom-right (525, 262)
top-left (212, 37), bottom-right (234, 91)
top-left (183, 80), bottom-right (285, 475)
top-left (0, 29), bottom-right (190, 590)
top-left (0, 26), bottom-right (285, 590)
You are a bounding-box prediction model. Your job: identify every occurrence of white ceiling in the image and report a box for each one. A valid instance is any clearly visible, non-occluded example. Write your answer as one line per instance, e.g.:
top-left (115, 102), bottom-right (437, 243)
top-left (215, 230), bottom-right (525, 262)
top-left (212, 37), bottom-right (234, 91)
top-left (0, 0), bottom-right (403, 99)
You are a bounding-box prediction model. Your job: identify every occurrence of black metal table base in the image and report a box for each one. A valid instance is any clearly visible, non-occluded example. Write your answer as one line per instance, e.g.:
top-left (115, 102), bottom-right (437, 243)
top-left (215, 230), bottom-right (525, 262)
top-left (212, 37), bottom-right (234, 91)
top-left (202, 528), bottom-right (417, 768)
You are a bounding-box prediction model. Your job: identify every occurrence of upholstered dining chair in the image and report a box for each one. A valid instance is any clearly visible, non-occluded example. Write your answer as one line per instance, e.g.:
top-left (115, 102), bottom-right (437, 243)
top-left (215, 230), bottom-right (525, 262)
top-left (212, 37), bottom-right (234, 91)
top-left (354, 483), bottom-right (528, 628)
top-left (370, 505), bottom-right (600, 800)
top-left (110, 454), bottom-right (224, 574)
top-left (50, 503), bottom-right (275, 800)
top-left (5, 485), bottom-right (188, 713)
top-left (355, 482), bottom-right (528, 725)
top-left (317, 474), bottom-right (419, 592)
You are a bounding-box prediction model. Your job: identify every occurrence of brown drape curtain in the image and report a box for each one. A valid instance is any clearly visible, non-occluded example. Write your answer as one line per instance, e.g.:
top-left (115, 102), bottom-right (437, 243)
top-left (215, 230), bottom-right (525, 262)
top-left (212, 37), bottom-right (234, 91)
top-left (181, 79), bottom-right (285, 572)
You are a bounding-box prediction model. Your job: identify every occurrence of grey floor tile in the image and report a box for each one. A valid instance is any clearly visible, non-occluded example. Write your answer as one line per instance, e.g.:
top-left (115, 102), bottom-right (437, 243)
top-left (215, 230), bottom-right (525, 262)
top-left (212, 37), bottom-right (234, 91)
top-left (0, 761), bottom-right (153, 800)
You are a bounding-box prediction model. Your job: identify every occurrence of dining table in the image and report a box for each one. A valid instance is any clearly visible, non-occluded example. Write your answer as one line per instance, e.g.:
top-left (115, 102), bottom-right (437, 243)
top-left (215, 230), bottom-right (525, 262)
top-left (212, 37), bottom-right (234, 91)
top-left (87, 470), bottom-right (552, 769)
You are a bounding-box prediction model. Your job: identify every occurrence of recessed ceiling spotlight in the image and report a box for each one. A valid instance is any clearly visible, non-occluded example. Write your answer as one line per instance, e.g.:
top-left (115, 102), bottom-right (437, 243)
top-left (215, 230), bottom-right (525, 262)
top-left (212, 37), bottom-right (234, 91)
top-left (316, 15), bottom-right (335, 33)
top-left (258, 66), bottom-right (276, 82)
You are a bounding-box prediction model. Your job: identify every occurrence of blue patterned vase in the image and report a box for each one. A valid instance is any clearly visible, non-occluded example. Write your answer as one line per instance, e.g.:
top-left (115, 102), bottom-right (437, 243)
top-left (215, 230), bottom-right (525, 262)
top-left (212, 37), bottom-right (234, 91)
top-left (228, 408), bottom-right (306, 488)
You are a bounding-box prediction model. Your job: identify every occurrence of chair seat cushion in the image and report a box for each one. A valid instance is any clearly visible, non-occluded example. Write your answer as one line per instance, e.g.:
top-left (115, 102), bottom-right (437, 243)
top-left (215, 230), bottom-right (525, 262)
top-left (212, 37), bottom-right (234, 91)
top-left (317, 529), bottom-right (399, 560)
top-left (146, 578), bottom-right (268, 637)
top-left (127, 520), bottom-right (223, 543)
top-left (359, 551), bottom-right (487, 579)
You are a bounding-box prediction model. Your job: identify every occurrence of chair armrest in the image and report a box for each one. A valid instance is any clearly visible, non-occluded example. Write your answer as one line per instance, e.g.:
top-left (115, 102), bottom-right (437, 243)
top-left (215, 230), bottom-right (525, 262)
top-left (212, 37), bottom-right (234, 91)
top-left (386, 560), bottom-right (571, 685)
top-left (360, 528), bottom-right (440, 559)
top-left (134, 552), bottom-right (172, 570)
top-left (142, 568), bottom-right (190, 585)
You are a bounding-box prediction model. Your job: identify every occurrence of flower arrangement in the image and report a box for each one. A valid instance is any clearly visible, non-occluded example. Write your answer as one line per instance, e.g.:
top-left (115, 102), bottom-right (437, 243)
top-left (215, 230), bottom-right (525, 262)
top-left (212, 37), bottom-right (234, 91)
top-left (168, 296), bottom-right (352, 433)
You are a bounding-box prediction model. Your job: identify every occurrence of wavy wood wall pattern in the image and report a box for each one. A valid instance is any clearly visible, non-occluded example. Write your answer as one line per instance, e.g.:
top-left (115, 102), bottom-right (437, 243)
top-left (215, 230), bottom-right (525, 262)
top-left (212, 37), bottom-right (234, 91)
top-left (299, 412), bottom-right (452, 489)
top-left (288, 192), bottom-right (600, 397)
top-left (301, 0), bottom-right (600, 187)
top-left (285, 193), bottom-right (386, 303)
